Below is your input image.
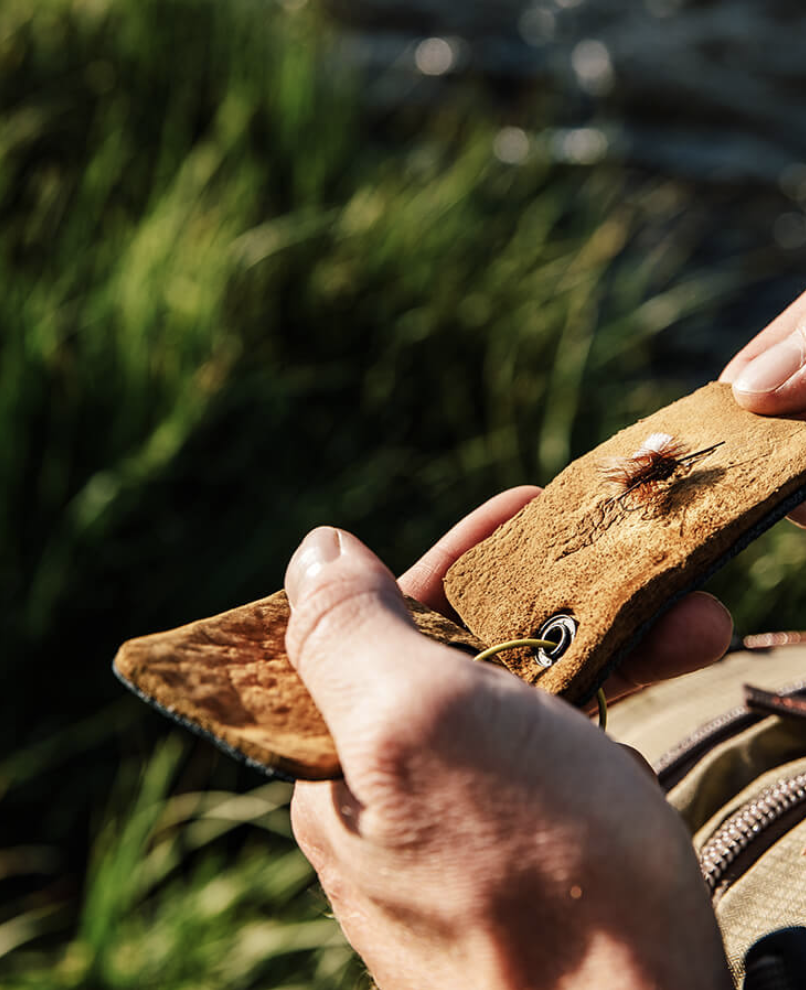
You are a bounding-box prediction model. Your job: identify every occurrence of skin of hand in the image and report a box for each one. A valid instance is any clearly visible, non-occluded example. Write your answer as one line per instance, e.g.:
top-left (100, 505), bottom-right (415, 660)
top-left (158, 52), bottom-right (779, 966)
top-left (720, 286), bottom-right (806, 526)
top-left (281, 292), bottom-right (806, 988)
top-left (285, 518), bottom-right (734, 990)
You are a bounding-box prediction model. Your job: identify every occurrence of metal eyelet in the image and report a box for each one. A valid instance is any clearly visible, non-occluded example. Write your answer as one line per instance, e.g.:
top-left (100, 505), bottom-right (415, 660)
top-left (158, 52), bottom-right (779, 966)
top-left (535, 614), bottom-right (577, 668)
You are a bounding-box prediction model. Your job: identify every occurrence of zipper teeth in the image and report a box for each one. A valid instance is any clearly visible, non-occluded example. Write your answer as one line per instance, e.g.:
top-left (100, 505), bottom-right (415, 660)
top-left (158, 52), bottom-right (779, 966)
top-left (655, 681), bottom-right (806, 788)
top-left (699, 772), bottom-right (806, 891)
top-left (654, 707), bottom-right (756, 783)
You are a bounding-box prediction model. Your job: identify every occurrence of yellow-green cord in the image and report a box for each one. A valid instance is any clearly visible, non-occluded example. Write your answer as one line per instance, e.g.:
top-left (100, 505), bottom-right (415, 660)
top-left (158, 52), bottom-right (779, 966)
top-left (473, 638), bottom-right (557, 665)
top-left (472, 639), bottom-right (609, 730)
top-left (596, 688), bottom-right (608, 731)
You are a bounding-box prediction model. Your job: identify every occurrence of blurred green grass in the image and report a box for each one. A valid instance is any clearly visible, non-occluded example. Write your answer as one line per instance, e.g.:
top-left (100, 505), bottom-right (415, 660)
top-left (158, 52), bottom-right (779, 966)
top-left (2, 0), bottom-right (805, 986)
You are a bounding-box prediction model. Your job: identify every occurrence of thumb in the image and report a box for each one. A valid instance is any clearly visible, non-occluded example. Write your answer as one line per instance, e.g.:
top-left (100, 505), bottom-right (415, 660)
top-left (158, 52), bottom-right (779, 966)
top-left (720, 291), bottom-right (806, 416)
top-left (284, 527), bottom-right (466, 779)
top-left (730, 326), bottom-right (806, 415)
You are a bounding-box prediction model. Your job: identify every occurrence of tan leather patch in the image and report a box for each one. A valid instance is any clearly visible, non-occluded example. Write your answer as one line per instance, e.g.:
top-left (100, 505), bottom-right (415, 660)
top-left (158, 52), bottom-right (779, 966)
top-left (444, 382), bottom-right (806, 703)
top-left (113, 591), bottom-right (484, 780)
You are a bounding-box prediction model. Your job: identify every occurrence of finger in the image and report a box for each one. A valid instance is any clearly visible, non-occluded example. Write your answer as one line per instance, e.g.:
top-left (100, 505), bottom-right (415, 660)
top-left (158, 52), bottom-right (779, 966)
top-left (284, 527), bottom-right (469, 783)
top-left (599, 591), bottom-right (733, 702)
top-left (290, 781), bottom-right (339, 872)
top-left (719, 289), bottom-right (806, 416)
top-left (719, 289), bottom-right (806, 382)
top-left (398, 486), bottom-right (542, 617)
top-left (290, 783), bottom-right (368, 922)
top-left (720, 289), bottom-right (806, 525)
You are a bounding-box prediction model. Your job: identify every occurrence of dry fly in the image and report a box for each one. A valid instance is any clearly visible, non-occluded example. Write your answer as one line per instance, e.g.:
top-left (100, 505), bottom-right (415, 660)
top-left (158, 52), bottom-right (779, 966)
top-left (600, 433), bottom-right (724, 509)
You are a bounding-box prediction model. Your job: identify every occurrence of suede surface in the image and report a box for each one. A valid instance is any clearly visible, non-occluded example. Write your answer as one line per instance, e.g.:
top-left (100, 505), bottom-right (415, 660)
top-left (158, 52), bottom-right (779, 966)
top-left (114, 592), bottom-right (485, 779)
top-left (444, 382), bottom-right (806, 703)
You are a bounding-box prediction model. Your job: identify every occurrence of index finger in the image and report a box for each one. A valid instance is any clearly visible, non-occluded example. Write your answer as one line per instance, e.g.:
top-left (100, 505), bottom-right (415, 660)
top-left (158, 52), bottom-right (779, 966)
top-left (398, 486), bottom-right (541, 617)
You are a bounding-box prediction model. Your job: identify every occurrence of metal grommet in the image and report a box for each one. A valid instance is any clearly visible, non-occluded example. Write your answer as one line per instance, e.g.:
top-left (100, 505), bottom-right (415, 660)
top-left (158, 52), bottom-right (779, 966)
top-left (535, 614), bottom-right (577, 669)
top-left (470, 617), bottom-right (604, 728)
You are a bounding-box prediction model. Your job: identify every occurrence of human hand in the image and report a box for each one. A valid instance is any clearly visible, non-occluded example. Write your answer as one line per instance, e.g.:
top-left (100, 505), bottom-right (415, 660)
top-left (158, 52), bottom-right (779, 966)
top-left (720, 287), bottom-right (806, 525)
top-left (284, 522), bottom-right (732, 990)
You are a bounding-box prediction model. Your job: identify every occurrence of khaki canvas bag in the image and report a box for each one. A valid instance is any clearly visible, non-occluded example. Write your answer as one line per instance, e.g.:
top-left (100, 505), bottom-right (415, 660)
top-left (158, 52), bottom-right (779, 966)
top-left (609, 644), bottom-right (806, 987)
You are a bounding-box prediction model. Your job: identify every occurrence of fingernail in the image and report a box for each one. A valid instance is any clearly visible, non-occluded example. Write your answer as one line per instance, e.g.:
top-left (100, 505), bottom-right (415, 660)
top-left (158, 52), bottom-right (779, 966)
top-left (733, 331), bottom-right (806, 395)
top-left (285, 527), bottom-right (343, 608)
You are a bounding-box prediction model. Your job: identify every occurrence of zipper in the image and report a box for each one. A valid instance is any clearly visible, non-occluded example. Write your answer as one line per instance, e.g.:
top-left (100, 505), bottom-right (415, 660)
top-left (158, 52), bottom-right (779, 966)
top-left (655, 682), bottom-right (806, 792)
top-left (655, 706), bottom-right (759, 791)
top-left (699, 771), bottom-right (806, 901)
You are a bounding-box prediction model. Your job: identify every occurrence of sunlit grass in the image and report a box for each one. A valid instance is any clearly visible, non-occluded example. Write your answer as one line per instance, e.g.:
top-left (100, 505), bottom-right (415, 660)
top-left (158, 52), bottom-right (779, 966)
top-left (0, 737), bottom-right (361, 990)
top-left (0, 0), bottom-right (802, 986)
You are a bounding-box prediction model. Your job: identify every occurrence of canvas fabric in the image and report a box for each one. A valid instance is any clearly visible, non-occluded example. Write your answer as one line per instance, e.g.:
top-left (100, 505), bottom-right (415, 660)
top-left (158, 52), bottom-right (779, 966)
top-left (608, 645), bottom-right (806, 986)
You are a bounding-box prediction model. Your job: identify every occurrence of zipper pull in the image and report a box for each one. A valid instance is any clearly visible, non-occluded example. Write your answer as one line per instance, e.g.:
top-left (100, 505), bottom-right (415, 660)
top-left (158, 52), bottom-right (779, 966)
top-left (743, 684), bottom-right (806, 723)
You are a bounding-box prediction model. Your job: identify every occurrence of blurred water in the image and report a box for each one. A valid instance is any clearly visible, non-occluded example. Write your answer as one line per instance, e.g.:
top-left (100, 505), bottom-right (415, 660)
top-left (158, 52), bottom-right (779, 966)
top-left (325, 0), bottom-right (806, 187)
